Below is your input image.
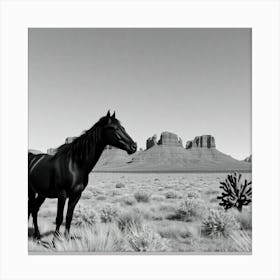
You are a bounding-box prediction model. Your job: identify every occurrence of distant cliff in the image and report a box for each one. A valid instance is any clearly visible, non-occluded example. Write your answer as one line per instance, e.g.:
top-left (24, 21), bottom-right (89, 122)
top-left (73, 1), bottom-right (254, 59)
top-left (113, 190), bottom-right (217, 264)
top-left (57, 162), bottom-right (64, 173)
top-left (95, 132), bottom-right (251, 172)
top-left (244, 155), bottom-right (252, 162)
top-left (186, 135), bottom-right (216, 149)
top-left (146, 132), bottom-right (182, 149)
top-left (146, 134), bottom-right (158, 149)
top-left (158, 132), bottom-right (183, 147)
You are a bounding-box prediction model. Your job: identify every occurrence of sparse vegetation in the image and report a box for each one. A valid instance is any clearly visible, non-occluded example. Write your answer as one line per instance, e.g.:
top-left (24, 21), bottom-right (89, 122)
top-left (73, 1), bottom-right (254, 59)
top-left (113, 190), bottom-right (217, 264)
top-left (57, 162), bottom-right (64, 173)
top-left (29, 172), bottom-right (252, 253)
top-left (81, 190), bottom-right (93, 199)
top-left (99, 204), bottom-right (118, 223)
top-left (229, 230), bottom-right (252, 252)
top-left (116, 209), bottom-right (143, 232)
top-left (134, 190), bottom-right (151, 203)
top-left (120, 195), bottom-right (136, 206)
top-left (202, 209), bottom-right (239, 238)
top-left (116, 182), bottom-right (125, 188)
top-left (174, 198), bottom-right (207, 222)
top-left (72, 206), bottom-right (100, 226)
top-left (186, 190), bottom-right (201, 199)
top-left (165, 191), bottom-right (181, 199)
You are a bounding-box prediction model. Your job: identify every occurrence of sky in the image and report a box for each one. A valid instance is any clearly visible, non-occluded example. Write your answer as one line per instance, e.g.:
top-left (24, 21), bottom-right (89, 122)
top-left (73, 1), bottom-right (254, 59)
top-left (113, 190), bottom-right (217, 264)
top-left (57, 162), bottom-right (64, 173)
top-left (29, 28), bottom-right (251, 160)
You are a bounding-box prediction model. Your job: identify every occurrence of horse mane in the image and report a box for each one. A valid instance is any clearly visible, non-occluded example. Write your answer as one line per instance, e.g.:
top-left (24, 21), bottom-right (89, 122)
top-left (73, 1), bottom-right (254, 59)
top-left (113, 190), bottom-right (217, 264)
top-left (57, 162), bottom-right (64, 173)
top-left (53, 116), bottom-right (120, 165)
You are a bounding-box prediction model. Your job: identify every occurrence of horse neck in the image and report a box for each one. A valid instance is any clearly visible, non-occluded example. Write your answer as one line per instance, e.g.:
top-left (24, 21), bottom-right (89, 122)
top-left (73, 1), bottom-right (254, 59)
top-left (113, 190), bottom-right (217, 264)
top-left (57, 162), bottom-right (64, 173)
top-left (77, 126), bottom-right (106, 174)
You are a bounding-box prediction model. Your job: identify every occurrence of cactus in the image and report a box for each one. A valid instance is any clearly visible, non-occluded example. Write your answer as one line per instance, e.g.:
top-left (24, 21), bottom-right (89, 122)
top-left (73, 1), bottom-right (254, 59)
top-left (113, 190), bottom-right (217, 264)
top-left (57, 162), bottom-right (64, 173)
top-left (217, 172), bottom-right (252, 212)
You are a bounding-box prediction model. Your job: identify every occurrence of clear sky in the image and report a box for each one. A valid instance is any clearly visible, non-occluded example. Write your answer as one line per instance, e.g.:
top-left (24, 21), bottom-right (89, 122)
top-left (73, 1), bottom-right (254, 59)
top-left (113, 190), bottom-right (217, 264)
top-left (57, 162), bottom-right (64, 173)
top-left (29, 28), bottom-right (251, 160)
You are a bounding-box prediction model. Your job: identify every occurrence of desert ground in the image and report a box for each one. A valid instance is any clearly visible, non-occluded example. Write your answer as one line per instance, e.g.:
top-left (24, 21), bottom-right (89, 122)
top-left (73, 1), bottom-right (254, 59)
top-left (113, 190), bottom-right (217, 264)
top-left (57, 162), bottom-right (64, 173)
top-left (28, 172), bottom-right (252, 253)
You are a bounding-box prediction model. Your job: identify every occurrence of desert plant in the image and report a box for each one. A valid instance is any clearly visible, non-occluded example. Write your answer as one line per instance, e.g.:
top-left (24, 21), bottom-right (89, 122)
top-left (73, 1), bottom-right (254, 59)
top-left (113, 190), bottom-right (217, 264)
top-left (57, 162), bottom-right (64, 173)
top-left (126, 224), bottom-right (170, 252)
top-left (121, 195), bottom-right (136, 206)
top-left (99, 204), bottom-right (118, 223)
top-left (186, 190), bottom-right (201, 199)
top-left (116, 209), bottom-right (143, 232)
top-left (175, 198), bottom-right (207, 222)
top-left (72, 206), bottom-right (100, 226)
top-left (165, 191), bottom-right (180, 199)
top-left (202, 209), bottom-right (239, 238)
top-left (217, 172), bottom-right (252, 212)
top-left (134, 190), bottom-right (151, 203)
top-left (116, 182), bottom-right (125, 188)
top-left (81, 190), bottom-right (93, 199)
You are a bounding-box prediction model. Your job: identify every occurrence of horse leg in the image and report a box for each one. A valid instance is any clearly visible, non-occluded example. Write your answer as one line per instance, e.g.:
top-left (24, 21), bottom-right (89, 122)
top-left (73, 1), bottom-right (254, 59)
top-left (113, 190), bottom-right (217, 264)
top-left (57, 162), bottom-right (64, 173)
top-left (32, 195), bottom-right (46, 239)
top-left (65, 192), bottom-right (81, 238)
top-left (54, 190), bottom-right (67, 237)
top-left (28, 189), bottom-right (35, 221)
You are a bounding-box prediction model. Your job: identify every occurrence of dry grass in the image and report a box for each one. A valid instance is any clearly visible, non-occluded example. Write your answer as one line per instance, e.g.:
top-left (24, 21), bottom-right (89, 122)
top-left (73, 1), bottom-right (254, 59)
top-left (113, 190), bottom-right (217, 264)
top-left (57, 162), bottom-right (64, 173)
top-left (29, 172), bottom-right (252, 253)
top-left (134, 190), bottom-right (151, 203)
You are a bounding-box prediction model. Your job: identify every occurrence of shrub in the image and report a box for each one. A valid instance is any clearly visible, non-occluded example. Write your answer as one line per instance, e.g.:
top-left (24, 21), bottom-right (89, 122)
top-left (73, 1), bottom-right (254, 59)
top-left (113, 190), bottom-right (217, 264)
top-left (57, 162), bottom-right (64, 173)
top-left (202, 209), bottom-right (239, 238)
top-left (186, 190), bottom-right (201, 199)
top-left (126, 224), bottom-right (170, 252)
top-left (116, 209), bottom-right (143, 232)
top-left (175, 198), bottom-right (207, 221)
top-left (121, 195), bottom-right (136, 206)
top-left (99, 204), bottom-right (118, 223)
top-left (116, 182), bottom-right (125, 188)
top-left (165, 191), bottom-right (181, 199)
top-left (72, 206), bottom-right (100, 226)
top-left (81, 190), bottom-right (93, 199)
top-left (134, 190), bottom-right (151, 203)
top-left (217, 172), bottom-right (252, 212)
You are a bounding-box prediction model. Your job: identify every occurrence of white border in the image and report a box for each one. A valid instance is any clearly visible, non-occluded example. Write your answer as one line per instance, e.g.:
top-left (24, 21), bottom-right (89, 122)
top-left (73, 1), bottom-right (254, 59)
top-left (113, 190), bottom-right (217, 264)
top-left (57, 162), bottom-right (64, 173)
top-left (0, 1), bottom-right (279, 280)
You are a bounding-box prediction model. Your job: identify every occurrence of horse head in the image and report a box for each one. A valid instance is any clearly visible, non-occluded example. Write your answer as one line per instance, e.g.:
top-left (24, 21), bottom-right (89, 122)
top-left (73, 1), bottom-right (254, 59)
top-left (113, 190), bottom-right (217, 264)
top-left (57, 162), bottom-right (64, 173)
top-left (102, 110), bottom-right (137, 154)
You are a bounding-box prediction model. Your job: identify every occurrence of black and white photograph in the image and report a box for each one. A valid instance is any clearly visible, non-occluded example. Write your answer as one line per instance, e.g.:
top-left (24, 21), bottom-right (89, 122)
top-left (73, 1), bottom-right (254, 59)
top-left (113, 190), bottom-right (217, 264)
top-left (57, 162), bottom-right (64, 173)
top-left (28, 28), bottom-right (252, 253)
top-left (1, 1), bottom-right (280, 279)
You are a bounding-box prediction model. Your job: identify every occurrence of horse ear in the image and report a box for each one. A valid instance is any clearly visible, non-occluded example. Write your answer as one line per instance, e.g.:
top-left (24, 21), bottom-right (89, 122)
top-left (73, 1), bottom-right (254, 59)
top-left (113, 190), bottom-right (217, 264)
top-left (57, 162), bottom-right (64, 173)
top-left (106, 110), bottom-right (111, 118)
top-left (112, 111), bottom-right (116, 119)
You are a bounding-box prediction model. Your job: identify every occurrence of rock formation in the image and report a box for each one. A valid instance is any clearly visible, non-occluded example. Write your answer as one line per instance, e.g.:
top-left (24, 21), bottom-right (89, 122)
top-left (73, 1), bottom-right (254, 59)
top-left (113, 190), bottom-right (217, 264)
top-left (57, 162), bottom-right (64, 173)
top-left (244, 155), bottom-right (252, 162)
top-left (93, 132), bottom-right (251, 172)
top-left (146, 134), bottom-right (157, 150)
top-left (157, 132), bottom-right (183, 147)
top-left (185, 135), bottom-right (216, 149)
top-left (146, 132), bottom-right (183, 149)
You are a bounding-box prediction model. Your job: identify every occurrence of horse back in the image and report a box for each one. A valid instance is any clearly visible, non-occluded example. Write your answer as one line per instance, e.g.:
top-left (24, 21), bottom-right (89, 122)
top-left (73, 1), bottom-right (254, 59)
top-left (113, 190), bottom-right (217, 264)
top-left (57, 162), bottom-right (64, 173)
top-left (28, 153), bottom-right (59, 197)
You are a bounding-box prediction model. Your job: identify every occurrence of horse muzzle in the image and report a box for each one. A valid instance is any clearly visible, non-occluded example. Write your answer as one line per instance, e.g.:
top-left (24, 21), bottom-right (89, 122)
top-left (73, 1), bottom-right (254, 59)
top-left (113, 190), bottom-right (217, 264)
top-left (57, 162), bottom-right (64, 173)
top-left (127, 143), bottom-right (137, 154)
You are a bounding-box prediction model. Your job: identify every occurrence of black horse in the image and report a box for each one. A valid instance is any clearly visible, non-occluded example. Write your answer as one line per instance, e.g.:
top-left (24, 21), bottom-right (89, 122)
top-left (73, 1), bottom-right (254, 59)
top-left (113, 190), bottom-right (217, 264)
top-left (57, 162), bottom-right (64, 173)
top-left (28, 111), bottom-right (137, 239)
